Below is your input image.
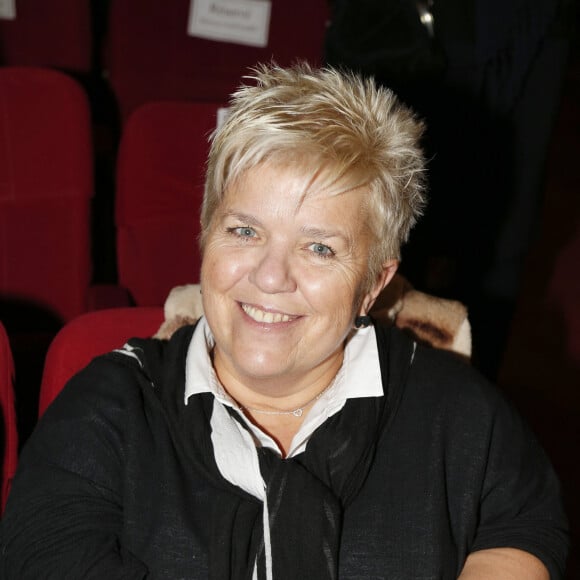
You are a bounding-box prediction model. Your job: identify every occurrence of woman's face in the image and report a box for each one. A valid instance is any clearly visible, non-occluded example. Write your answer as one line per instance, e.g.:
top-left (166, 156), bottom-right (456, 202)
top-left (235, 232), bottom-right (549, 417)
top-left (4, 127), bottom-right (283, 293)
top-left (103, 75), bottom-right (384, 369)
top-left (201, 161), bottom-right (396, 396)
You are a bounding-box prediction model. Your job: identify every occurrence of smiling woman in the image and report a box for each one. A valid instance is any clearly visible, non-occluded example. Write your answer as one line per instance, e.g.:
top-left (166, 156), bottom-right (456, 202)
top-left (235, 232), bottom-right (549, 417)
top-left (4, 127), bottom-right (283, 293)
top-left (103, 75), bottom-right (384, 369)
top-left (201, 161), bottom-right (395, 429)
top-left (0, 64), bottom-right (569, 579)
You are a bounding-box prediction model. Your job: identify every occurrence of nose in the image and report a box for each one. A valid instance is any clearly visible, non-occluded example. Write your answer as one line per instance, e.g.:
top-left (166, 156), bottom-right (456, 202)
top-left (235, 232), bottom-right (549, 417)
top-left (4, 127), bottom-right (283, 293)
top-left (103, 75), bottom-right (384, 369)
top-left (249, 242), bottom-right (297, 294)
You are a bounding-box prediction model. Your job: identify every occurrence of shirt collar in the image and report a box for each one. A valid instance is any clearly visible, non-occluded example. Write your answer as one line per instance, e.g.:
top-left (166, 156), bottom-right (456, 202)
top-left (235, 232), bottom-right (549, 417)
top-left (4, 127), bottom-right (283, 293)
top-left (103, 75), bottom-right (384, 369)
top-left (184, 316), bottom-right (383, 457)
top-left (185, 316), bottom-right (383, 404)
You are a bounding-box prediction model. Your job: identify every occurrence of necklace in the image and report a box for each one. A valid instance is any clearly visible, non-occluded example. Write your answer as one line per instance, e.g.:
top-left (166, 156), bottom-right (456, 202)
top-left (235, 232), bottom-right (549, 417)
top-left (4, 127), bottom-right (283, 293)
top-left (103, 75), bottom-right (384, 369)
top-left (239, 383), bottom-right (333, 417)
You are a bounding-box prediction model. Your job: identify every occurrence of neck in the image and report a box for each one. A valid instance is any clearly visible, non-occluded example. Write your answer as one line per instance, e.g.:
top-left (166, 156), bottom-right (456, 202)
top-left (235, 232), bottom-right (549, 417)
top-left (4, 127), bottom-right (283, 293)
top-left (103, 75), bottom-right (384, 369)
top-left (239, 380), bottom-right (334, 417)
top-left (212, 348), bottom-right (344, 456)
top-left (212, 348), bottom-right (344, 413)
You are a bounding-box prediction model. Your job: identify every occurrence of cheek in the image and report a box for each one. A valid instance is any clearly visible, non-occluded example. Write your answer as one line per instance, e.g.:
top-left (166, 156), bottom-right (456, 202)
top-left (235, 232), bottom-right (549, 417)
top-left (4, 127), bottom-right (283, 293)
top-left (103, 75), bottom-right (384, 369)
top-left (301, 267), bottom-right (362, 317)
top-left (202, 247), bottom-right (248, 290)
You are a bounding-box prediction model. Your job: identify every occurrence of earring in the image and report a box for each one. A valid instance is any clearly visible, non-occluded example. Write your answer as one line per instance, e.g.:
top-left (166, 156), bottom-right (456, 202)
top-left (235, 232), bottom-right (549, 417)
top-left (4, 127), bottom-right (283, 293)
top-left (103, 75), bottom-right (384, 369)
top-left (354, 315), bottom-right (371, 329)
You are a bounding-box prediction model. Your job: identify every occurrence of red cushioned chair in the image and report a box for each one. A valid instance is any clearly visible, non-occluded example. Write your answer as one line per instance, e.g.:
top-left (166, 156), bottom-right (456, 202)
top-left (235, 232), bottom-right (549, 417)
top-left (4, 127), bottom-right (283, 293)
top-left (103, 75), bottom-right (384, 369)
top-left (0, 66), bottom-right (94, 445)
top-left (113, 101), bottom-right (222, 307)
top-left (0, 0), bottom-right (92, 73)
top-left (38, 307), bottom-right (164, 417)
top-left (105, 0), bottom-right (330, 121)
top-left (0, 66), bottom-right (94, 324)
top-left (0, 321), bottom-right (18, 513)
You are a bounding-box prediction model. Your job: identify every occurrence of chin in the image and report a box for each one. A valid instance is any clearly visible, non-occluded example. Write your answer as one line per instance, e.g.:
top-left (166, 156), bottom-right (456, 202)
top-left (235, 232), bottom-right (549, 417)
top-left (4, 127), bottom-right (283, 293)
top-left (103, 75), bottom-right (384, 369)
top-left (233, 359), bottom-right (290, 383)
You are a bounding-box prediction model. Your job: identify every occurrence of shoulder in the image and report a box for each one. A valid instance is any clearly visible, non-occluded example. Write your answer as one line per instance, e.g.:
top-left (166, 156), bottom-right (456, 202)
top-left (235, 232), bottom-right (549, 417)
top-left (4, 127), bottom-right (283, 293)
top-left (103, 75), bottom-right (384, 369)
top-left (21, 326), bottom-right (196, 480)
top-left (378, 324), bottom-right (492, 394)
top-left (382, 327), bottom-right (552, 480)
top-left (378, 325), bottom-right (508, 430)
top-left (42, 323), bottom-right (197, 425)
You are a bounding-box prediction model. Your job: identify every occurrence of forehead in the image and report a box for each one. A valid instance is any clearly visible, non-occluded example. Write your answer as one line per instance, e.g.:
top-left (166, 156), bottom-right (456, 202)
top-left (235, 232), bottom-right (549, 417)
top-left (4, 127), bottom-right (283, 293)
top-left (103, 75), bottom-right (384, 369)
top-left (215, 162), bottom-right (374, 257)
top-left (222, 158), bottom-right (370, 214)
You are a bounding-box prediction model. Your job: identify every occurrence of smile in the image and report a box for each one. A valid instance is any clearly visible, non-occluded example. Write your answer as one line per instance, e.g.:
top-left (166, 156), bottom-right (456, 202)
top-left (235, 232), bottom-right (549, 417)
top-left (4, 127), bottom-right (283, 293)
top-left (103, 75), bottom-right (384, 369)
top-left (241, 304), bottom-right (297, 324)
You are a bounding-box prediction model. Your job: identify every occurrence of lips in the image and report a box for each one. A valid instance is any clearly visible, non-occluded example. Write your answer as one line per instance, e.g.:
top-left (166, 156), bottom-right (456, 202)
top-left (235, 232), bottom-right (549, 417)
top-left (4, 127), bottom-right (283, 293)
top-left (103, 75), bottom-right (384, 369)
top-left (241, 303), bottom-right (297, 324)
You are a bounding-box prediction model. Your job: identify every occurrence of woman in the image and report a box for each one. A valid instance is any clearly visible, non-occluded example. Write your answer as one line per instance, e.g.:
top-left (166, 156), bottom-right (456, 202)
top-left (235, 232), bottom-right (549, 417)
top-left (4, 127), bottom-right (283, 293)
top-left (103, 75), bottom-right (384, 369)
top-left (0, 64), bottom-right (568, 578)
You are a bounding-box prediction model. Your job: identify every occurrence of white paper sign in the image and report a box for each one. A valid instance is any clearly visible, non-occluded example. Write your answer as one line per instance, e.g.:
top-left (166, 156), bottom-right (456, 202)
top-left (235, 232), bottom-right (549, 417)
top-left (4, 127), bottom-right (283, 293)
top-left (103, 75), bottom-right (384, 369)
top-left (188, 0), bottom-right (271, 48)
top-left (0, 0), bottom-right (16, 20)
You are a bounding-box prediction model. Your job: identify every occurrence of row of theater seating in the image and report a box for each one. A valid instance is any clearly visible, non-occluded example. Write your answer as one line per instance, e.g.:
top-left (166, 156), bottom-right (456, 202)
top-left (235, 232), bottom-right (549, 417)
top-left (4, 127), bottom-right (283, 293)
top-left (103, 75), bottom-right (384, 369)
top-left (0, 0), bottom-right (331, 122)
top-left (1, 66), bottom-right (221, 323)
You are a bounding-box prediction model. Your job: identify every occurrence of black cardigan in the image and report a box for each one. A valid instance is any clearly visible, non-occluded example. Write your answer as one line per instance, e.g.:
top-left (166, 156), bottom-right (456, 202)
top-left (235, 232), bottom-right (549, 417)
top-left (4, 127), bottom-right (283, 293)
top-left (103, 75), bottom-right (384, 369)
top-left (0, 324), bottom-right (569, 578)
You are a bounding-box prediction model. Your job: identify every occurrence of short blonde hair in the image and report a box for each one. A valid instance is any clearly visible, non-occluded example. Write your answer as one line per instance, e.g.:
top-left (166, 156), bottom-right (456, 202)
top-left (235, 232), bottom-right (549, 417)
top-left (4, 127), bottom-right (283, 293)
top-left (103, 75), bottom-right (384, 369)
top-left (201, 62), bottom-right (427, 285)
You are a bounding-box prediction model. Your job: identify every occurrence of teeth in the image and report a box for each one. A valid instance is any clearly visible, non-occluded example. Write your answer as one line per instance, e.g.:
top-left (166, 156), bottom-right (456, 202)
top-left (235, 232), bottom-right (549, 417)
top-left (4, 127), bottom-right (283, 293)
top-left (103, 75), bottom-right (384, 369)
top-left (242, 304), bottom-right (295, 323)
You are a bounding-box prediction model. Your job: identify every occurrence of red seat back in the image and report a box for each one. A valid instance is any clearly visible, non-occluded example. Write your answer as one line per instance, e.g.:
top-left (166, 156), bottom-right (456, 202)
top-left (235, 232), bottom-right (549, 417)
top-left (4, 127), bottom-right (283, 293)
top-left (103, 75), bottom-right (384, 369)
top-left (38, 307), bottom-right (164, 416)
top-left (105, 0), bottom-right (330, 120)
top-left (0, 321), bottom-right (18, 513)
top-left (0, 67), bottom-right (93, 323)
top-left (115, 101), bottom-right (221, 306)
top-left (0, 0), bottom-right (92, 72)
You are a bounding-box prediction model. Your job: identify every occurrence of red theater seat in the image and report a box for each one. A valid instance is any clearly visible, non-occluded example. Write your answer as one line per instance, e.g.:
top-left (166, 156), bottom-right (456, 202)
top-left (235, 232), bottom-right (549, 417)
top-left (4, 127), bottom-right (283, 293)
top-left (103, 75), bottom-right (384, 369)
top-left (105, 0), bottom-right (330, 120)
top-left (0, 0), bottom-right (92, 73)
top-left (0, 321), bottom-right (18, 513)
top-left (0, 67), bottom-right (93, 324)
top-left (114, 101), bottom-right (222, 307)
top-left (38, 307), bottom-right (164, 417)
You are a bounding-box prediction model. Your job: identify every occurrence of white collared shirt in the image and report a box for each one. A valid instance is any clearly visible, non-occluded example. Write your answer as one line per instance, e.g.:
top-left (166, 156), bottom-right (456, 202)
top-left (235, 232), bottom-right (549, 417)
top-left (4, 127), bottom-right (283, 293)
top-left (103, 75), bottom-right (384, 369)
top-left (185, 317), bottom-right (383, 458)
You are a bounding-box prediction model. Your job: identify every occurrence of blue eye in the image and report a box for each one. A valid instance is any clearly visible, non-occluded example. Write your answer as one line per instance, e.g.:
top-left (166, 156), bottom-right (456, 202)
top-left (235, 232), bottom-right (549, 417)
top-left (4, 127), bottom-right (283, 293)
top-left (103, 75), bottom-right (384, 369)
top-left (309, 243), bottom-right (334, 257)
top-left (228, 226), bottom-right (256, 238)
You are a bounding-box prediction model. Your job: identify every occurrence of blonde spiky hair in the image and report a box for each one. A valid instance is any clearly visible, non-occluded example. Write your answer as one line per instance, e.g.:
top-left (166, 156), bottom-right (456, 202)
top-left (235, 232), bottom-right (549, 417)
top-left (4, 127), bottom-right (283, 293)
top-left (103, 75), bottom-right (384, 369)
top-left (201, 62), bottom-right (427, 285)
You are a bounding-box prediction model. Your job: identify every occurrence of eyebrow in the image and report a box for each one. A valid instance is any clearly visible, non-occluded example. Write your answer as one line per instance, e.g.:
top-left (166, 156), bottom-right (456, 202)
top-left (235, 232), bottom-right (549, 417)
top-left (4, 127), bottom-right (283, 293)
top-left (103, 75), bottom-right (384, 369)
top-left (300, 226), bottom-right (349, 242)
top-left (220, 211), bottom-right (262, 227)
top-left (222, 210), bottom-right (353, 247)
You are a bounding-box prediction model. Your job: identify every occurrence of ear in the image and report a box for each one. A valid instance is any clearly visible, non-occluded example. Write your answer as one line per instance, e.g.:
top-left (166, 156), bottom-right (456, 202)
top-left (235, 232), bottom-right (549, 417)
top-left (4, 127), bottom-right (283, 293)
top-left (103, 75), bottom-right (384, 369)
top-left (358, 260), bottom-right (399, 316)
